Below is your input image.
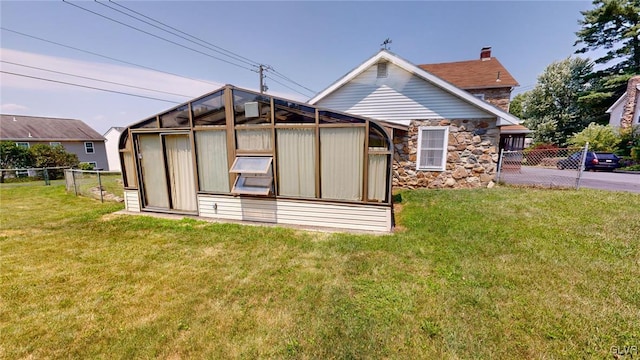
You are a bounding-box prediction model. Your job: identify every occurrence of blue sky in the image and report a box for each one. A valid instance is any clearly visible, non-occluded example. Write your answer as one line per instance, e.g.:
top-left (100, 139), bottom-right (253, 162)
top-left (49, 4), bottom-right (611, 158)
top-left (1, 1), bottom-right (596, 134)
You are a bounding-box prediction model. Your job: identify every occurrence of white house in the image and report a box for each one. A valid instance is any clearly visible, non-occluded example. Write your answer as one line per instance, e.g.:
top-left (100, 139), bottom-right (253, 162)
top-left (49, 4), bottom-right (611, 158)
top-left (104, 127), bottom-right (125, 171)
top-left (607, 76), bottom-right (640, 129)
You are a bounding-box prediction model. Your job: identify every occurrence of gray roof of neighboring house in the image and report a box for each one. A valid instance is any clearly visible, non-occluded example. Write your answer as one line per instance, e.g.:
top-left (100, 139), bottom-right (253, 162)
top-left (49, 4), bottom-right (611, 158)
top-left (0, 114), bottom-right (105, 141)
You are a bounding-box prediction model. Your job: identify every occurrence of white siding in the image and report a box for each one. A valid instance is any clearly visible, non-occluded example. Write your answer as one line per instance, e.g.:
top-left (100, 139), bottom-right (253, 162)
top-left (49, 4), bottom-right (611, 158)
top-left (104, 128), bottom-right (123, 171)
top-left (124, 190), bottom-right (140, 212)
top-left (608, 96), bottom-right (625, 127)
top-left (317, 62), bottom-right (492, 124)
top-left (198, 194), bottom-right (391, 232)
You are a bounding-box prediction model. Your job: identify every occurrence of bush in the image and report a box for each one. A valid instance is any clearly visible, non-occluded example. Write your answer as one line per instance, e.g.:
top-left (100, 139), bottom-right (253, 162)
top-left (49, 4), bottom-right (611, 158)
top-left (568, 123), bottom-right (620, 151)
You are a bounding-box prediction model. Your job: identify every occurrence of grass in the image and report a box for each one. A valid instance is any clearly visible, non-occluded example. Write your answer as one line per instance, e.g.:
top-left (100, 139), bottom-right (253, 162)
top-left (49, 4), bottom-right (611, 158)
top-left (1, 184), bottom-right (639, 359)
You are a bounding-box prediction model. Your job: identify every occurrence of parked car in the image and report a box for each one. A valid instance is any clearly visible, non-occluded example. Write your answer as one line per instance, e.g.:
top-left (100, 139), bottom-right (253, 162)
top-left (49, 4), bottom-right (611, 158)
top-left (557, 151), bottom-right (621, 171)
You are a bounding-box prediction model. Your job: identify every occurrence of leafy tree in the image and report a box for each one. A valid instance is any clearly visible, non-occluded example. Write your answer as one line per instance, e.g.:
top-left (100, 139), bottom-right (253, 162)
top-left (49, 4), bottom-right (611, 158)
top-left (508, 93), bottom-right (525, 118)
top-left (575, 0), bottom-right (640, 75)
top-left (29, 144), bottom-right (79, 179)
top-left (0, 141), bottom-right (34, 182)
top-left (521, 57), bottom-right (593, 146)
top-left (567, 122), bottom-right (620, 151)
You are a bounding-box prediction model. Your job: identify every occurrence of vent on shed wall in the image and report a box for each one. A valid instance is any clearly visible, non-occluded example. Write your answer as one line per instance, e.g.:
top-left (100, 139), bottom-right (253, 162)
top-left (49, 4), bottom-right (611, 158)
top-left (377, 62), bottom-right (388, 78)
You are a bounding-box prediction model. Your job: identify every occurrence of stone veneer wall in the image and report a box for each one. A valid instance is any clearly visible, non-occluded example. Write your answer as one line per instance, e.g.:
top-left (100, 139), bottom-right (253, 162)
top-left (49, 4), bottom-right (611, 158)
top-left (393, 119), bottom-right (500, 189)
top-left (621, 76), bottom-right (640, 128)
top-left (466, 88), bottom-right (512, 112)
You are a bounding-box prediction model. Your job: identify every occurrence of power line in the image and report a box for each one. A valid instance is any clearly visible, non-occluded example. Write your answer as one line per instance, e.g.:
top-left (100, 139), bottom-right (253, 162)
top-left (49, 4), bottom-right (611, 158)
top-left (264, 75), bottom-right (313, 98)
top-left (0, 71), bottom-right (180, 103)
top-left (62, 0), bottom-right (256, 72)
top-left (1, 60), bottom-right (195, 98)
top-left (268, 68), bottom-right (316, 94)
top-left (0, 27), bottom-right (221, 87)
top-left (106, 0), bottom-right (260, 68)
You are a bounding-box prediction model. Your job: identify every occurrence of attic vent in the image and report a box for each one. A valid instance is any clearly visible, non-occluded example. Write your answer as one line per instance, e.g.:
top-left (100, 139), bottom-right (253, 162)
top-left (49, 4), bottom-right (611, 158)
top-left (377, 62), bottom-right (388, 78)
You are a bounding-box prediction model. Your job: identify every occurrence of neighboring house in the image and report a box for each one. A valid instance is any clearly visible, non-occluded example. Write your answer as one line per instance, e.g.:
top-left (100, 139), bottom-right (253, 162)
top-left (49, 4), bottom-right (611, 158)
top-left (607, 75), bottom-right (640, 129)
top-left (0, 114), bottom-right (108, 169)
top-left (309, 49), bottom-right (528, 189)
top-left (104, 126), bottom-right (125, 171)
top-left (118, 85), bottom-right (394, 232)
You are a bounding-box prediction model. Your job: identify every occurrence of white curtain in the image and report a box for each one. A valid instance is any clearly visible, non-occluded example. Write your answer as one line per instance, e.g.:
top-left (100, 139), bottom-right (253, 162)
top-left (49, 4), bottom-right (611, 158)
top-left (165, 135), bottom-right (197, 212)
top-left (236, 128), bottom-right (272, 151)
top-left (122, 151), bottom-right (136, 188)
top-left (195, 131), bottom-right (229, 192)
top-left (138, 134), bottom-right (169, 208)
top-left (320, 127), bottom-right (364, 201)
top-left (368, 153), bottom-right (387, 202)
top-left (277, 128), bottom-right (315, 197)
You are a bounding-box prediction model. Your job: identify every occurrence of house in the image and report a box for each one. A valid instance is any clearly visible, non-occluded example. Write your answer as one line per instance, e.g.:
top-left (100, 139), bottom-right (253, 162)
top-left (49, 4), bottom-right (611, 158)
top-left (0, 114), bottom-right (108, 169)
top-left (607, 75), bottom-right (640, 129)
top-left (308, 49), bottom-right (528, 189)
top-left (104, 127), bottom-right (125, 171)
top-left (118, 85), bottom-right (394, 232)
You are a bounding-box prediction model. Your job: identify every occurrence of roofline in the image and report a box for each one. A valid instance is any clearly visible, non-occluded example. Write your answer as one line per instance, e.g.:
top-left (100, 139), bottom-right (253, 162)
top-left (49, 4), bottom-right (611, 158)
top-left (418, 57), bottom-right (520, 87)
top-left (1, 137), bottom-right (105, 142)
top-left (606, 92), bottom-right (627, 113)
top-left (308, 50), bottom-right (522, 126)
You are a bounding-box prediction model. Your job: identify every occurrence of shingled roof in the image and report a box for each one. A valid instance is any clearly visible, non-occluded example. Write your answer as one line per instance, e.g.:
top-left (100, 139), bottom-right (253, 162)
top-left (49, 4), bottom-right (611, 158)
top-left (419, 57), bottom-right (519, 90)
top-left (0, 114), bottom-right (105, 141)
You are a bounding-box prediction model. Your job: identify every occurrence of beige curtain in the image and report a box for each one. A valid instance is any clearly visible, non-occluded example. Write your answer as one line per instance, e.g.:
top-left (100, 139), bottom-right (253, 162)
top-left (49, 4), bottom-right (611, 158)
top-left (320, 127), bottom-right (364, 200)
top-left (368, 153), bottom-right (387, 202)
top-left (138, 134), bottom-right (169, 208)
top-left (236, 128), bottom-right (272, 150)
top-left (195, 131), bottom-right (229, 192)
top-left (277, 128), bottom-right (315, 197)
top-left (165, 135), bottom-right (197, 212)
top-left (122, 151), bottom-right (136, 188)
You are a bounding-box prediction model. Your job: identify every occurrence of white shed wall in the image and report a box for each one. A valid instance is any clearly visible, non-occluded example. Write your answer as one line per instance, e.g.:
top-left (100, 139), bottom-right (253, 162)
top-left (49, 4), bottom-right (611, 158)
top-left (317, 62), bottom-right (492, 125)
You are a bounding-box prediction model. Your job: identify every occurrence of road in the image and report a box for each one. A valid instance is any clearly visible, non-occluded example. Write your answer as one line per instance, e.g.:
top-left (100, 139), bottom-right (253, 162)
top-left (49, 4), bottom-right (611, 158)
top-left (499, 166), bottom-right (640, 193)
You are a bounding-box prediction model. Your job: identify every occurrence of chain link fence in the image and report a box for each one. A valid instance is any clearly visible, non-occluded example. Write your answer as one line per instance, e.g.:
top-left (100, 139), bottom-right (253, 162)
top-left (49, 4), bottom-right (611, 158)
top-left (497, 144), bottom-right (589, 189)
top-left (64, 169), bottom-right (124, 203)
top-left (0, 166), bottom-right (70, 186)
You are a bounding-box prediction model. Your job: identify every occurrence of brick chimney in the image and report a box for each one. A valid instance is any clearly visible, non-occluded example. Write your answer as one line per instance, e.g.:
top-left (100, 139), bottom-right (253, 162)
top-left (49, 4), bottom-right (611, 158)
top-left (621, 75), bottom-right (640, 128)
top-left (480, 47), bottom-right (492, 61)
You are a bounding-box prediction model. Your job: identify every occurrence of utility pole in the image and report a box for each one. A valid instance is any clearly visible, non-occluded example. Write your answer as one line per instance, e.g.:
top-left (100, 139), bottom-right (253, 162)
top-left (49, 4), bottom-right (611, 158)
top-left (259, 64), bottom-right (269, 93)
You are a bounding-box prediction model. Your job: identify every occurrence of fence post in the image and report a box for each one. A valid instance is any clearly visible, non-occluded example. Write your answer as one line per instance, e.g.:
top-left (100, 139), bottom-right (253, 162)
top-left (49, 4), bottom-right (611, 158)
top-left (43, 168), bottom-right (50, 186)
top-left (496, 148), bottom-right (504, 183)
top-left (72, 170), bottom-right (78, 196)
top-left (97, 170), bottom-right (104, 203)
top-left (576, 142), bottom-right (589, 190)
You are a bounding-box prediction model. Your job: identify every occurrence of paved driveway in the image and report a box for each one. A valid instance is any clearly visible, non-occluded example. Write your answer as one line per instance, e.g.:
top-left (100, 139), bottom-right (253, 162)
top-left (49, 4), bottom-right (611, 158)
top-left (499, 166), bottom-right (640, 193)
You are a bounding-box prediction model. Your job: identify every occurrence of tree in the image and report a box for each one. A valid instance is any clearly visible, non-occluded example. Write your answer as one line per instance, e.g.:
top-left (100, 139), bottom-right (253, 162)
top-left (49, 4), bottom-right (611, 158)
top-left (567, 122), bottom-right (620, 151)
top-left (508, 93), bottom-right (525, 118)
top-left (521, 57), bottom-right (593, 146)
top-left (575, 0), bottom-right (640, 75)
top-left (0, 141), bottom-right (33, 182)
top-left (29, 144), bottom-right (79, 179)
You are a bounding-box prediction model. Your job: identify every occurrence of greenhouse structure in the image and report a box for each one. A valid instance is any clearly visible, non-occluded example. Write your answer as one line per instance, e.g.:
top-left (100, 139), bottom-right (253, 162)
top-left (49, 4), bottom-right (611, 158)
top-left (119, 85), bottom-right (394, 232)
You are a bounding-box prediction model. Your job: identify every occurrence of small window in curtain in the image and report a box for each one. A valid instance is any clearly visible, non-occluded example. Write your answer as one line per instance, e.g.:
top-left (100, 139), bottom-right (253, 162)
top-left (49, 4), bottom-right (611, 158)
top-left (320, 127), bottom-right (365, 201)
top-left (195, 131), bottom-right (229, 192)
top-left (277, 128), bottom-right (315, 197)
top-left (416, 126), bottom-right (448, 171)
top-left (236, 128), bottom-right (272, 151)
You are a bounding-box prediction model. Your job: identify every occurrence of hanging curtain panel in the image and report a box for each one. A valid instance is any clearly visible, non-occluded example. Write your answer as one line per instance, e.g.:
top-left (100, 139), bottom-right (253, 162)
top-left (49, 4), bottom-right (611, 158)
top-left (320, 127), bottom-right (365, 201)
top-left (368, 153), bottom-right (388, 202)
top-left (236, 128), bottom-right (272, 151)
top-left (195, 131), bottom-right (229, 192)
top-left (164, 135), bottom-right (197, 212)
top-left (277, 128), bottom-right (316, 197)
top-left (122, 151), bottom-right (136, 188)
top-left (138, 134), bottom-right (169, 209)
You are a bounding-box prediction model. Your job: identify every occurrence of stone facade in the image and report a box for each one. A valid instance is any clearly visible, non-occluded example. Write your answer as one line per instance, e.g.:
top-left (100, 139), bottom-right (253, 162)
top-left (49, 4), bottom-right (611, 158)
top-left (393, 119), bottom-right (500, 189)
top-left (621, 76), bottom-right (640, 129)
top-left (466, 88), bottom-right (512, 112)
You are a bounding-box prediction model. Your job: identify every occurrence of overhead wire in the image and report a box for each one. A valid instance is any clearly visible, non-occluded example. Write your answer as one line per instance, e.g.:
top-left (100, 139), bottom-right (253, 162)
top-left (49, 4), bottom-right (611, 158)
top-left (0, 71), bottom-right (181, 103)
top-left (0, 27), bottom-right (221, 87)
top-left (62, 0), bottom-right (256, 72)
top-left (0, 60), bottom-right (195, 98)
top-left (264, 75), bottom-right (314, 98)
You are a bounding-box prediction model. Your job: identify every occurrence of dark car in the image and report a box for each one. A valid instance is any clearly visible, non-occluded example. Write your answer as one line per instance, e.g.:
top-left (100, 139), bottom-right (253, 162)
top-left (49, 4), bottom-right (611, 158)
top-left (557, 151), bottom-right (621, 171)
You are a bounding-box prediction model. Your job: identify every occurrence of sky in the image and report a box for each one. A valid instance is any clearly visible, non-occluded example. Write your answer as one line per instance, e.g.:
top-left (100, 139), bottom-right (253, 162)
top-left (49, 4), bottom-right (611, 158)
top-left (0, 1), bottom-right (598, 135)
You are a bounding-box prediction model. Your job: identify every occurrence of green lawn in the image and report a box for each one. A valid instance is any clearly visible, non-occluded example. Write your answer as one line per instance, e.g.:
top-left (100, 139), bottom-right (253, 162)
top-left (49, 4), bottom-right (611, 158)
top-left (1, 184), bottom-right (638, 359)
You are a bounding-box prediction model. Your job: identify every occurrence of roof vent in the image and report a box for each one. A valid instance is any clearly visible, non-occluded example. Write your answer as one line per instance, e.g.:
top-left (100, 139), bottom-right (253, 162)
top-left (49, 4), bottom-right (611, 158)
top-left (481, 47), bottom-right (492, 61)
top-left (377, 61), bottom-right (388, 78)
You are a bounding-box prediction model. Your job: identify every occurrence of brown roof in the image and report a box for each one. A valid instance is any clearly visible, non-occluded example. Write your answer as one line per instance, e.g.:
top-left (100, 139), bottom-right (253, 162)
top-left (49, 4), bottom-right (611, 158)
top-left (419, 57), bottom-right (519, 90)
top-left (0, 114), bottom-right (105, 141)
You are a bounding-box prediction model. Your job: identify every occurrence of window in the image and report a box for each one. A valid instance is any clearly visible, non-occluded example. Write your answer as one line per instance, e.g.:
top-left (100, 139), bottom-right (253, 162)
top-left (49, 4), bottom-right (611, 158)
top-left (160, 105), bottom-right (190, 128)
top-left (16, 142), bottom-right (29, 149)
top-left (85, 142), bottom-right (95, 154)
top-left (230, 157), bottom-right (274, 196)
top-left (416, 126), bottom-right (448, 171)
top-left (50, 142), bottom-right (61, 147)
top-left (193, 91), bottom-right (226, 126)
top-left (233, 90), bottom-right (271, 125)
top-left (195, 131), bottom-right (229, 192)
top-left (320, 127), bottom-right (365, 201)
top-left (277, 128), bottom-right (316, 197)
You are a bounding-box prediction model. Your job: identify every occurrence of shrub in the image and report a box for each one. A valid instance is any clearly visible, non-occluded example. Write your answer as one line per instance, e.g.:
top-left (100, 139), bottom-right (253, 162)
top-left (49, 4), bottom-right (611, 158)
top-left (568, 123), bottom-right (620, 152)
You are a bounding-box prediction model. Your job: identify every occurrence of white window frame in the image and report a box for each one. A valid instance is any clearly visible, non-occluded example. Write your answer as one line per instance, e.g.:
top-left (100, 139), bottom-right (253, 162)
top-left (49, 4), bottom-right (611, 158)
top-left (84, 142), bottom-right (95, 154)
top-left (416, 126), bottom-right (449, 171)
top-left (50, 142), bottom-right (61, 147)
top-left (16, 142), bottom-right (29, 149)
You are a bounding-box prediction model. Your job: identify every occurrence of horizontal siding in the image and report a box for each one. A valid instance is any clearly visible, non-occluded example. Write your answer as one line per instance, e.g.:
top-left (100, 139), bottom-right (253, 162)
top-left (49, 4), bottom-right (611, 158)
top-left (318, 63), bottom-right (492, 123)
top-left (198, 195), bottom-right (391, 232)
top-left (124, 190), bottom-right (140, 212)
